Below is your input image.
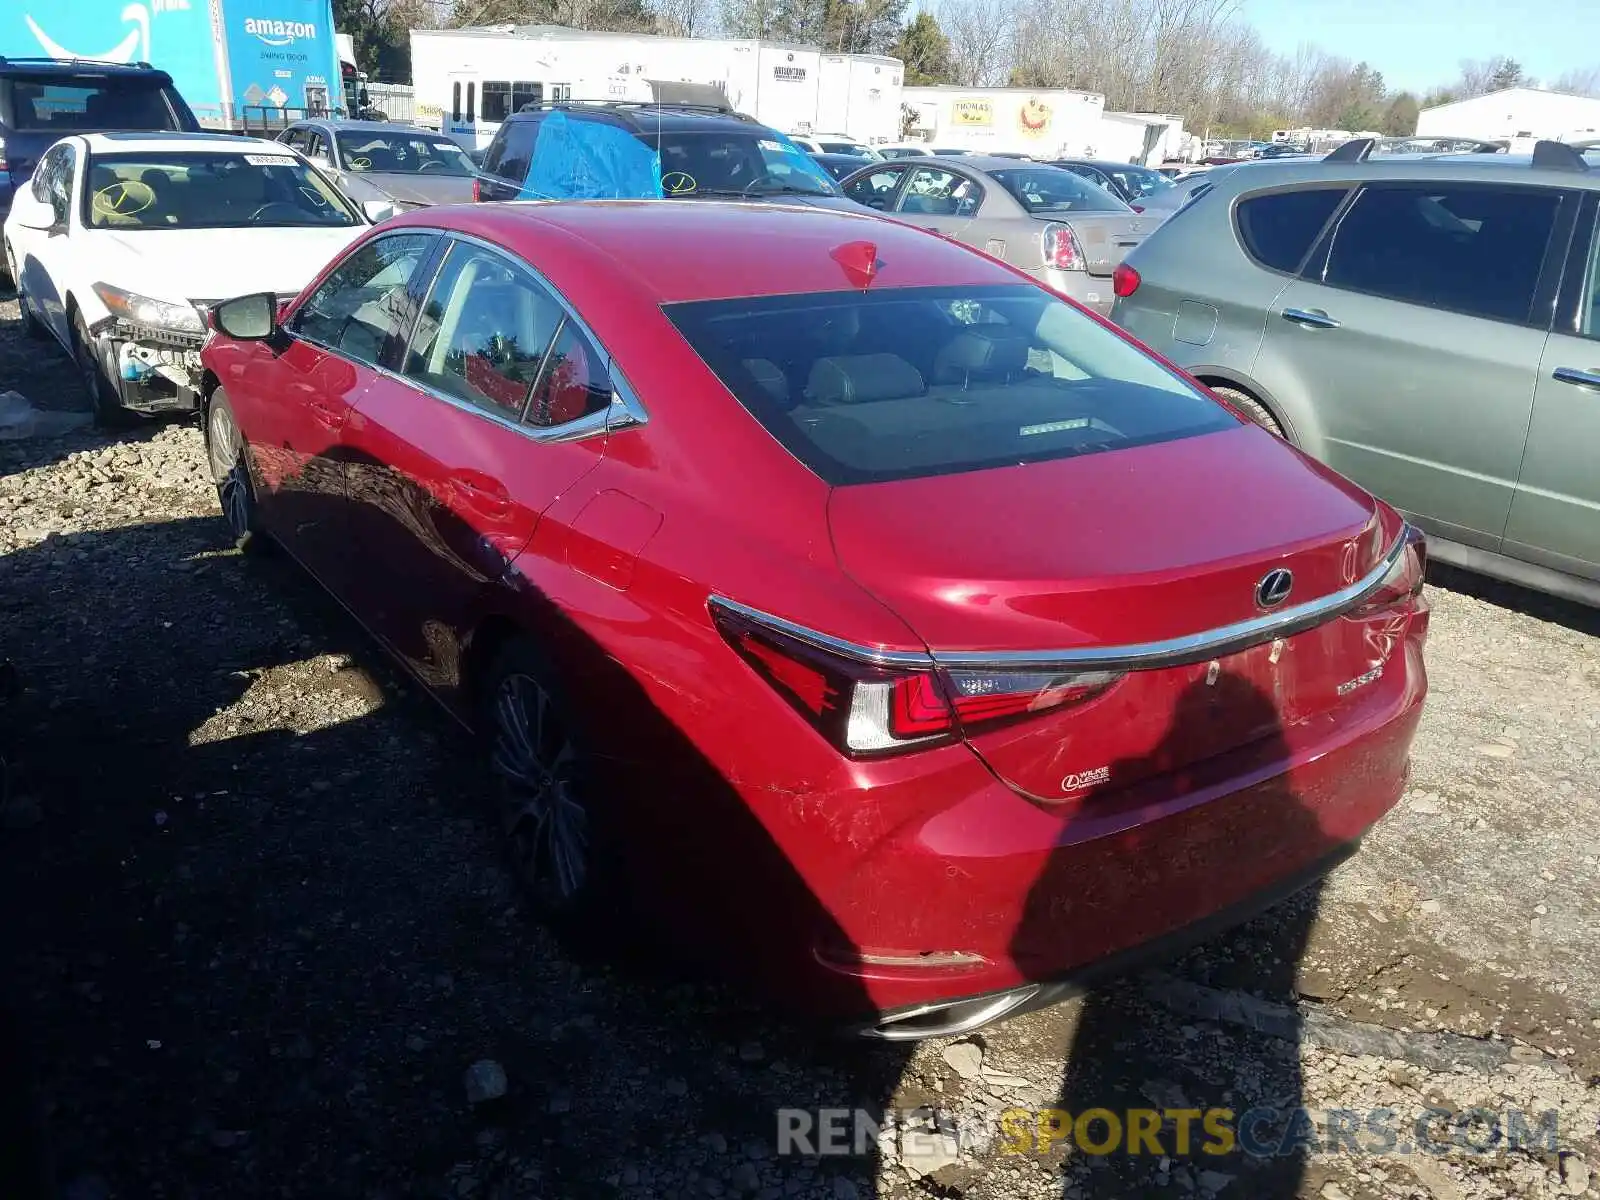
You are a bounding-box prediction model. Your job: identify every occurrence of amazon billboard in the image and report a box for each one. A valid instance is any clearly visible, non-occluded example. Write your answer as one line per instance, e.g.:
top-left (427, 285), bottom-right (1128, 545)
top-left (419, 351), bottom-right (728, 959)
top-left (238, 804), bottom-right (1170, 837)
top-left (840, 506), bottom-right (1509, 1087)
top-left (0, 0), bottom-right (222, 120)
top-left (223, 0), bottom-right (340, 120)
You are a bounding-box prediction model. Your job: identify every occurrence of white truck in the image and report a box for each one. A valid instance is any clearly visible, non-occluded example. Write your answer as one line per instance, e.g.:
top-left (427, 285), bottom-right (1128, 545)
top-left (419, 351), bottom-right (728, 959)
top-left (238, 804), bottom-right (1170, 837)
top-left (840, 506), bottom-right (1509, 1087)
top-left (408, 25), bottom-right (903, 152)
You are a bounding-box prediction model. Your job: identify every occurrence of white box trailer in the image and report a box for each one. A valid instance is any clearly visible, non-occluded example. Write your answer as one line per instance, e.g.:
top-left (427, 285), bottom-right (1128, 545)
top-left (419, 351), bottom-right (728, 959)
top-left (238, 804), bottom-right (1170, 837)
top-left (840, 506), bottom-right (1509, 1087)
top-left (409, 25), bottom-right (902, 152)
top-left (901, 86), bottom-right (1107, 157)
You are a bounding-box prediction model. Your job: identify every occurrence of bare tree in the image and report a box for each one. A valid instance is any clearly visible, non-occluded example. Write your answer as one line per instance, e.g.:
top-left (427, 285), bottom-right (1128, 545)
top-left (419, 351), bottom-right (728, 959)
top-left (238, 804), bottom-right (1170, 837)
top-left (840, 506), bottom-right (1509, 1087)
top-left (1552, 66), bottom-right (1600, 97)
top-left (653, 0), bottom-right (715, 35)
top-left (936, 0), bottom-right (1009, 86)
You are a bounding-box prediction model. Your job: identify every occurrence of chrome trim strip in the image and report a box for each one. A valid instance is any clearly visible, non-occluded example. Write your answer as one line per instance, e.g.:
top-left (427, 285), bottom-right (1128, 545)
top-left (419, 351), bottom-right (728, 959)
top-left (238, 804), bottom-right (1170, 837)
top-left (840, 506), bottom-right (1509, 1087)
top-left (859, 985), bottom-right (1042, 1041)
top-left (932, 532), bottom-right (1408, 671)
top-left (707, 595), bottom-right (934, 669)
top-left (710, 526), bottom-right (1411, 675)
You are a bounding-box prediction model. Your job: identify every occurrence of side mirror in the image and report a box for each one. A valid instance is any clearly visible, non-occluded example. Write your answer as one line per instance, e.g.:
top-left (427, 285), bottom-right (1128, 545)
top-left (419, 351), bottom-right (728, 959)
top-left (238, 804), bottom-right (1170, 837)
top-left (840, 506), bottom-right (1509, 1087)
top-left (11, 190), bottom-right (60, 232)
top-left (362, 199), bottom-right (399, 223)
top-left (211, 292), bottom-right (279, 341)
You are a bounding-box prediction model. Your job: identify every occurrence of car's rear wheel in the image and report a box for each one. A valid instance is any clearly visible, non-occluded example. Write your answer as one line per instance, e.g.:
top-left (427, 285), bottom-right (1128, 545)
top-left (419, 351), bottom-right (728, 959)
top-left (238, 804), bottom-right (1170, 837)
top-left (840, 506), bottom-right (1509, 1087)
top-left (483, 639), bottom-right (617, 941)
top-left (1210, 384), bottom-right (1285, 438)
top-left (205, 387), bottom-right (266, 552)
top-left (71, 310), bottom-right (131, 427)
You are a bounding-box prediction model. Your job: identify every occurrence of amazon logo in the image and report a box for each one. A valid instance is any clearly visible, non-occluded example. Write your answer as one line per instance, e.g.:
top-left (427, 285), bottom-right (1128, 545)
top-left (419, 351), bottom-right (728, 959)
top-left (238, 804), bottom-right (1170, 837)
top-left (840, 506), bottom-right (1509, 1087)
top-left (244, 16), bottom-right (317, 46)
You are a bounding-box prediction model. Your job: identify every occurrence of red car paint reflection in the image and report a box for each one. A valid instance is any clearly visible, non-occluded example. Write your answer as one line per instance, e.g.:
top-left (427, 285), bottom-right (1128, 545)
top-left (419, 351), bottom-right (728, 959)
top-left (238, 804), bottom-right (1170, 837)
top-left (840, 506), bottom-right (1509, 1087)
top-left (200, 202), bottom-right (1428, 1037)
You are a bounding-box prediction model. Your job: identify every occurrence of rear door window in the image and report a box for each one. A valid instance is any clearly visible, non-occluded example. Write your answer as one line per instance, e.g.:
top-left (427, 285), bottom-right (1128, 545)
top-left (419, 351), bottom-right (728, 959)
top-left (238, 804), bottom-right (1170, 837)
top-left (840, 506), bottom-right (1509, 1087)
top-left (403, 242), bottom-right (566, 421)
top-left (3, 75), bottom-right (179, 131)
top-left (1235, 187), bottom-right (1348, 273)
top-left (1310, 183), bottom-right (1562, 325)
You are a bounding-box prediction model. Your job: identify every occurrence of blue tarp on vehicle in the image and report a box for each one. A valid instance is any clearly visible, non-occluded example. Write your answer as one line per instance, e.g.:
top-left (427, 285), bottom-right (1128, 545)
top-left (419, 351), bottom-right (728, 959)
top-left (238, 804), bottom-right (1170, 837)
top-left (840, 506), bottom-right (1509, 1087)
top-left (517, 110), bottom-right (664, 201)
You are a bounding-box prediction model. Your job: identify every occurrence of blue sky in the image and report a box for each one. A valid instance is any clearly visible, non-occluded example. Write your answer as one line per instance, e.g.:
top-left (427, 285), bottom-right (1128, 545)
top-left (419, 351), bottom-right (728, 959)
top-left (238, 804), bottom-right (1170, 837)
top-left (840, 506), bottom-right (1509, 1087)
top-left (1238, 0), bottom-right (1600, 94)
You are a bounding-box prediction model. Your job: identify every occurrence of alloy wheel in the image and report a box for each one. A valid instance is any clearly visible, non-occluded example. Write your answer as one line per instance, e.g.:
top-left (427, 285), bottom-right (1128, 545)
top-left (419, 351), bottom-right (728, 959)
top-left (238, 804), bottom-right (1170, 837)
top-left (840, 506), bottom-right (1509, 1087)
top-left (490, 672), bottom-right (589, 908)
top-left (208, 402), bottom-right (254, 541)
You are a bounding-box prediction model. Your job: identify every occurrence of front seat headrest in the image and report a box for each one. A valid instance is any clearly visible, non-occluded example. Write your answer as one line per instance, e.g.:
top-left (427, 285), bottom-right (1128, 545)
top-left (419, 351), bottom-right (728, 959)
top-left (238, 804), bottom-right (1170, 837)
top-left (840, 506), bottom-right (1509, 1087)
top-left (806, 354), bottom-right (926, 405)
top-left (933, 328), bottom-right (1031, 384)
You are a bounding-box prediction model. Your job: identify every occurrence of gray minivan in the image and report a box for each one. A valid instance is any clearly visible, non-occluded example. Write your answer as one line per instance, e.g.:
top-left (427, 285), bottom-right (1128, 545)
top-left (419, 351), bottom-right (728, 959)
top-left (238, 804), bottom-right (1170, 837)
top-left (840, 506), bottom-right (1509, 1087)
top-left (1112, 139), bottom-right (1600, 608)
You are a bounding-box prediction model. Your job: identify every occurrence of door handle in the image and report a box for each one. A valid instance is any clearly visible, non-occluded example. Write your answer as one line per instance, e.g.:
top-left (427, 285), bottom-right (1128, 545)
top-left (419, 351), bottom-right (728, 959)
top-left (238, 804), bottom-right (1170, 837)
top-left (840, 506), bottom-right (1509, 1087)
top-left (1281, 307), bottom-right (1341, 330)
top-left (1552, 366), bottom-right (1600, 390)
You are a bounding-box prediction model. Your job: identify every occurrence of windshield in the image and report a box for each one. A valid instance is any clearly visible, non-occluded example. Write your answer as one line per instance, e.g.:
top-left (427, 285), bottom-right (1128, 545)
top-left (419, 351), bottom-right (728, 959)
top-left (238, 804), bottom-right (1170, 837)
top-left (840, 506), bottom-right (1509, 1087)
top-left (990, 167), bottom-right (1130, 214)
top-left (3, 76), bottom-right (178, 132)
top-left (653, 129), bottom-right (840, 197)
top-left (84, 151), bottom-right (361, 230)
top-left (335, 131), bottom-right (477, 176)
top-left (819, 141), bottom-right (875, 157)
top-left (666, 284), bottom-right (1234, 485)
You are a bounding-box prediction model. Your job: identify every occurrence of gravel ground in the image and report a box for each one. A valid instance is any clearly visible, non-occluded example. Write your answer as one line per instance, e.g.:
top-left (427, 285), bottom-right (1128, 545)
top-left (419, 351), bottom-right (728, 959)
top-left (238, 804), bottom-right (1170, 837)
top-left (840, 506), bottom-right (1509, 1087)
top-left (1, 293), bottom-right (1596, 1200)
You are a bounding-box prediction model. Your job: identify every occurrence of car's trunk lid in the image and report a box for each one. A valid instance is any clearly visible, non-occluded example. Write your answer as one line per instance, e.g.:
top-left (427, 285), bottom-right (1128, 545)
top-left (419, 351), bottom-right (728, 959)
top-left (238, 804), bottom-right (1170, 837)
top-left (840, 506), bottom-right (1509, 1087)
top-left (826, 425), bottom-right (1398, 800)
top-left (1044, 211), bottom-right (1148, 276)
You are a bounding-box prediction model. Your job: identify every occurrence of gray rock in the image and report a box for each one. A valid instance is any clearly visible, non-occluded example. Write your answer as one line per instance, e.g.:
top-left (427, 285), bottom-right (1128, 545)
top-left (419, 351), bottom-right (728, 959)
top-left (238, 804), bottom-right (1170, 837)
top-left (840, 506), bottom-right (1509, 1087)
top-left (464, 1059), bottom-right (508, 1105)
top-left (941, 1041), bottom-right (983, 1081)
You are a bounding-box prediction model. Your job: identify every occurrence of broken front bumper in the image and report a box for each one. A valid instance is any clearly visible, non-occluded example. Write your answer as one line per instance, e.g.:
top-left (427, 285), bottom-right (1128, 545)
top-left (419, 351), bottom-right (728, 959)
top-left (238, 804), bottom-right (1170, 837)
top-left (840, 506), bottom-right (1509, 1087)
top-left (89, 315), bottom-right (207, 414)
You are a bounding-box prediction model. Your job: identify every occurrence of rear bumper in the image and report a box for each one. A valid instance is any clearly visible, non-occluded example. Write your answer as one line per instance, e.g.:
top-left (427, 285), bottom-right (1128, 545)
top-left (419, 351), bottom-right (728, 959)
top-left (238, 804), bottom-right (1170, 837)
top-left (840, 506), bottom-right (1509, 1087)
top-left (773, 628), bottom-right (1427, 1030)
top-left (1039, 266), bottom-right (1115, 315)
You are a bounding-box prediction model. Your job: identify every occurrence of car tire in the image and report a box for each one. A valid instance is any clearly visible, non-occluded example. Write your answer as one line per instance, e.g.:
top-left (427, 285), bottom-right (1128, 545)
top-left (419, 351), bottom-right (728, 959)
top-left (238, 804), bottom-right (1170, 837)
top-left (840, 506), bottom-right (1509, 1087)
top-left (481, 637), bottom-right (621, 948)
top-left (1211, 384), bottom-right (1285, 438)
top-left (204, 387), bottom-right (268, 553)
top-left (71, 310), bottom-right (131, 428)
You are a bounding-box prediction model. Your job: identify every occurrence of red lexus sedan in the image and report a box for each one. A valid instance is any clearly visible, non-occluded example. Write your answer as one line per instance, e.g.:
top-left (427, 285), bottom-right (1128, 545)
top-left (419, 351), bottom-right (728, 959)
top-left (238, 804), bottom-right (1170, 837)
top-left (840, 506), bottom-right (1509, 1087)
top-left (198, 201), bottom-right (1429, 1038)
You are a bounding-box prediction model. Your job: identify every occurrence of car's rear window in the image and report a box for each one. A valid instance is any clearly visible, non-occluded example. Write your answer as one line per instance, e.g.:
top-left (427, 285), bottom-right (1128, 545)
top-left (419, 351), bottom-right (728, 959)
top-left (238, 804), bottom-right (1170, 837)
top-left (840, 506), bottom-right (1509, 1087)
top-left (990, 167), bottom-right (1129, 213)
top-left (3, 75), bottom-right (179, 132)
top-left (665, 284), bottom-right (1237, 485)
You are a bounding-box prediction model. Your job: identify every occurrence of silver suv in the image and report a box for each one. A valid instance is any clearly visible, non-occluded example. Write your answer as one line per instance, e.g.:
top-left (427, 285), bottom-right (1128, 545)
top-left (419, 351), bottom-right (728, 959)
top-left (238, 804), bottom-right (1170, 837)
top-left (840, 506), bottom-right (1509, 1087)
top-left (1112, 139), bottom-right (1600, 608)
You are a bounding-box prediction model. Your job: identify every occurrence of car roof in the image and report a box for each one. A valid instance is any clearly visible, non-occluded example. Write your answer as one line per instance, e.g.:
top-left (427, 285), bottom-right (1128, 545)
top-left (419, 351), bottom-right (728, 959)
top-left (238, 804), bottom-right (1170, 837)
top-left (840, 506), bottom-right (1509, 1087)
top-left (387, 200), bottom-right (1027, 304)
top-left (1194, 151), bottom-right (1600, 192)
top-left (1058, 158), bottom-right (1156, 171)
top-left (294, 119), bottom-right (435, 135)
top-left (0, 58), bottom-right (172, 80)
top-left (80, 131), bottom-right (287, 154)
top-left (505, 105), bottom-right (760, 134)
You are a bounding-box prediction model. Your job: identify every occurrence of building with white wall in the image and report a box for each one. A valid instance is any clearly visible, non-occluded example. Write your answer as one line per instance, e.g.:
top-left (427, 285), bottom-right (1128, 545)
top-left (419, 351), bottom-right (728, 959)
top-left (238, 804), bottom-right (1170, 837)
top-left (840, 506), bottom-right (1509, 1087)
top-left (1416, 87), bottom-right (1600, 145)
top-left (409, 25), bottom-right (903, 151)
top-left (900, 86), bottom-right (1184, 163)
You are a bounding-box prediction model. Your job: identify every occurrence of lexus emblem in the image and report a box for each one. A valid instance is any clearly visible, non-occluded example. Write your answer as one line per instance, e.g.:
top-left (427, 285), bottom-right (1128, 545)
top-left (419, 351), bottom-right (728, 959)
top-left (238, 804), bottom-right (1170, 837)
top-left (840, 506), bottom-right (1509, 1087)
top-left (1256, 568), bottom-right (1294, 608)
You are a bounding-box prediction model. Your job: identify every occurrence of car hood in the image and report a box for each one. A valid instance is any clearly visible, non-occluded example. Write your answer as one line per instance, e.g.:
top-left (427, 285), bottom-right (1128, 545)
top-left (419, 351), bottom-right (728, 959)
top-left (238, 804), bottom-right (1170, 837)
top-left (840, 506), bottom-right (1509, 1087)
top-left (86, 225), bottom-right (366, 303)
top-left (338, 171), bottom-right (476, 206)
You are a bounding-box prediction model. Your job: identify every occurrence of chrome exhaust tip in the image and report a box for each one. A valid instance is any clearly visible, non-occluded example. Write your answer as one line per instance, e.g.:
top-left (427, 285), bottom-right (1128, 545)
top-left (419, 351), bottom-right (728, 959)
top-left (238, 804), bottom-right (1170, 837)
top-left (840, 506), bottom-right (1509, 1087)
top-left (857, 984), bottom-right (1042, 1042)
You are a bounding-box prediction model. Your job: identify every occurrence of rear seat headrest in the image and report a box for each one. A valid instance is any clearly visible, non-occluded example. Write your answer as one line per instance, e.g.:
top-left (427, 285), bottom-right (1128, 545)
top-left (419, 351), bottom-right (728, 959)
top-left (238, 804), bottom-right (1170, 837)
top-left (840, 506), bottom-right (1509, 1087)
top-left (934, 328), bottom-right (1031, 384)
top-left (807, 354), bottom-right (926, 405)
top-left (741, 358), bottom-right (790, 405)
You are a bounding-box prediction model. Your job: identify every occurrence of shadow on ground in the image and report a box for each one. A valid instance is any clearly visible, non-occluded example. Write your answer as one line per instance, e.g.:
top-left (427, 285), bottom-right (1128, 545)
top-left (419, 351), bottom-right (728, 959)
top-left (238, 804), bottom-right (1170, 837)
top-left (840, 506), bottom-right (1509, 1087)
top-left (0, 504), bottom-right (1356, 1199)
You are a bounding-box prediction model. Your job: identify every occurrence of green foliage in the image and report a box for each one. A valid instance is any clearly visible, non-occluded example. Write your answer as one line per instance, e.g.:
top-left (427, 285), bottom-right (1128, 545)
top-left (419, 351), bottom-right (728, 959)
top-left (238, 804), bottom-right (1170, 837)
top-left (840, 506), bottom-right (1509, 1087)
top-left (891, 12), bottom-right (953, 85)
top-left (1381, 92), bottom-right (1420, 136)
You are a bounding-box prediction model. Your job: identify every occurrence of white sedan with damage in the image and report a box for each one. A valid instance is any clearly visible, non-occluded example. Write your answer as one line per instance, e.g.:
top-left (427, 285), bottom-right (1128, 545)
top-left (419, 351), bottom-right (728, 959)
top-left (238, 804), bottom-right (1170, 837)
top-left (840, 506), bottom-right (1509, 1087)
top-left (2, 132), bottom-right (386, 424)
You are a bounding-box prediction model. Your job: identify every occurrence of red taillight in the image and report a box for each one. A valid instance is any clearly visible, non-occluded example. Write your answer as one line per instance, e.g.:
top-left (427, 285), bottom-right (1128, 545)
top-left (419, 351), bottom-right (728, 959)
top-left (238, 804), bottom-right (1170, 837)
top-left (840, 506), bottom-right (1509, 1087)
top-left (713, 604), bottom-right (1121, 757)
top-left (471, 177), bottom-right (481, 202)
top-left (1042, 222), bottom-right (1086, 272)
top-left (1112, 263), bottom-right (1141, 297)
top-left (1131, 203), bottom-right (1145, 213)
top-left (1351, 526), bottom-right (1427, 616)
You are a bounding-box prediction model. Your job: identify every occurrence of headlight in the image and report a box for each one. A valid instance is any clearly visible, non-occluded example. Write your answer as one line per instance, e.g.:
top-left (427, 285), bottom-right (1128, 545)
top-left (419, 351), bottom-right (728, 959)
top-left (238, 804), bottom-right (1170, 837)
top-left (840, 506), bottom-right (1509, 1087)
top-left (92, 283), bottom-right (206, 334)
